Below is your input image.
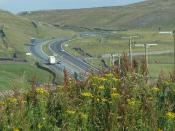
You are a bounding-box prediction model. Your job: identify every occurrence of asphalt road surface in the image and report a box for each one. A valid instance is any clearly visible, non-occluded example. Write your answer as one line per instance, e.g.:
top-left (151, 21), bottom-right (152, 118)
top-left (49, 39), bottom-right (99, 74)
top-left (29, 40), bottom-right (65, 77)
top-left (29, 38), bottom-right (99, 80)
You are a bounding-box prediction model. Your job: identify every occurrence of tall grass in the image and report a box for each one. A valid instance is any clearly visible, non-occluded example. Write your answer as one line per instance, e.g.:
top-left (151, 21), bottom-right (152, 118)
top-left (0, 56), bottom-right (175, 130)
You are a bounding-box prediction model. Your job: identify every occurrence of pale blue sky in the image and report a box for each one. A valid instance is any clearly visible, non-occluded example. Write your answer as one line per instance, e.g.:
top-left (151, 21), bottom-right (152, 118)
top-left (0, 0), bottom-right (145, 13)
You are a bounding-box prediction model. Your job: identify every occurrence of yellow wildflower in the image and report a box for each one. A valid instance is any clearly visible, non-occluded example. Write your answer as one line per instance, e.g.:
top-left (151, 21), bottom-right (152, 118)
top-left (93, 76), bottom-right (100, 81)
top-left (112, 88), bottom-right (117, 91)
top-left (127, 98), bottom-right (136, 107)
top-left (98, 77), bottom-right (107, 82)
top-left (0, 101), bottom-right (5, 106)
top-left (102, 98), bottom-right (108, 103)
top-left (148, 97), bottom-right (154, 101)
top-left (152, 87), bottom-right (160, 93)
top-left (112, 78), bottom-right (119, 82)
top-left (93, 76), bottom-right (98, 79)
top-left (7, 98), bottom-right (17, 104)
top-left (111, 93), bottom-right (120, 99)
top-left (98, 86), bottom-right (105, 90)
top-left (13, 128), bottom-right (20, 131)
top-left (164, 80), bottom-right (170, 85)
top-left (158, 128), bottom-right (163, 131)
top-left (96, 98), bottom-right (100, 102)
top-left (166, 112), bottom-right (175, 120)
top-left (36, 88), bottom-right (48, 95)
top-left (66, 110), bottom-right (76, 115)
top-left (105, 73), bottom-right (113, 77)
top-left (81, 92), bottom-right (93, 98)
top-left (37, 123), bottom-right (43, 129)
top-left (80, 113), bottom-right (88, 120)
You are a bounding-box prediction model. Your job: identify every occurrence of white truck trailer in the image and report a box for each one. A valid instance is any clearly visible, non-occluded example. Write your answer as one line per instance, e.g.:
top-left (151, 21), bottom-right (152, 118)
top-left (48, 56), bottom-right (56, 64)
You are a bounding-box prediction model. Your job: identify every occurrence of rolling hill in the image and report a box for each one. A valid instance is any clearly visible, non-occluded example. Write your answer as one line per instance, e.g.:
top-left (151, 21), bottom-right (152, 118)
top-left (20, 0), bottom-right (175, 30)
top-left (0, 10), bottom-right (75, 58)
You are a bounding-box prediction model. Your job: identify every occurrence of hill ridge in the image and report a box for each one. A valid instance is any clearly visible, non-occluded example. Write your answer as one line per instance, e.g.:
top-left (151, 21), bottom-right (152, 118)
top-left (20, 0), bottom-right (175, 29)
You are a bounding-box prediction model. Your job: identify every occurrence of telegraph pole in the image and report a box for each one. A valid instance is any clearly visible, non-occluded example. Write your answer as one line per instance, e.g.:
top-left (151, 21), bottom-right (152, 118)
top-left (135, 43), bottom-right (157, 69)
top-left (122, 35), bottom-right (138, 67)
top-left (111, 54), bottom-right (121, 68)
top-left (159, 31), bottom-right (175, 70)
top-left (102, 53), bottom-right (121, 72)
top-left (129, 36), bottom-right (132, 66)
top-left (144, 44), bottom-right (150, 69)
top-left (173, 30), bottom-right (175, 70)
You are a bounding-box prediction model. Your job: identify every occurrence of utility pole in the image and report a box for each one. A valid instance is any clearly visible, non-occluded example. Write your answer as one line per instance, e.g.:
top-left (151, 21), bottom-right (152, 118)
top-left (135, 43), bottom-right (158, 69)
top-left (122, 35), bottom-right (138, 67)
top-left (129, 36), bottom-right (132, 66)
top-left (110, 54), bottom-right (121, 67)
top-left (159, 31), bottom-right (175, 70)
top-left (111, 54), bottom-right (121, 68)
top-left (144, 44), bottom-right (149, 69)
top-left (110, 54), bottom-right (112, 73)
top-left (102, 53), bottom-right (121, 72)
top-left (173, 31), bottom-right (175, 70)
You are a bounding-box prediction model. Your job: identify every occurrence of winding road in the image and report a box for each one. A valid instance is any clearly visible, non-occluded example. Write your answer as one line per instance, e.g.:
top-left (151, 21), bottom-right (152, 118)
top-left (29, 34), bottom-right (173, 81)
top-left (49, 39), bottom-right (99, 73)
top-left (29, 38), bottom-right (99, 80)
top-left (29, 40), bottom-right (64, 76)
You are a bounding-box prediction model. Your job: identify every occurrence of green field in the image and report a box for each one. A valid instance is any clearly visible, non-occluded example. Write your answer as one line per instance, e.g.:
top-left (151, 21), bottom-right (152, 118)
top-left (63, 30), bottom-right (174, 77)
top-left (149, 64), bottom-right (173, 77)
top-left (0, 63), bottom-right (53, 90)
top-left (64, 30), bottom-right (173, 57)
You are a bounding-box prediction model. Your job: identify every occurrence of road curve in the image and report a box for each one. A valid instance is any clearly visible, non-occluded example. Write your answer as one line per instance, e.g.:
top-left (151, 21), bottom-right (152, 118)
top-left (49, 39), bottom-right (99, 74)
top-left (29, 38), bottom-right (99, 81)
top-left (29, 40), bottom-right (64, 76)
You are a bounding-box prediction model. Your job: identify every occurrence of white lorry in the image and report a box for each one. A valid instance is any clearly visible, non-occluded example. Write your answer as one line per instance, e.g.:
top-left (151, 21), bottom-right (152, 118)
top-left (48, 56), bottom-right (56, 64)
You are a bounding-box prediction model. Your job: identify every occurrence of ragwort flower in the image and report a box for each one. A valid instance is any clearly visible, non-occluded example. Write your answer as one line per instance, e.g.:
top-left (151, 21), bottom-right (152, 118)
top-left (166, 112), bottom-right (175, 120)
top-left (81, 92), bottom-right (93, 98)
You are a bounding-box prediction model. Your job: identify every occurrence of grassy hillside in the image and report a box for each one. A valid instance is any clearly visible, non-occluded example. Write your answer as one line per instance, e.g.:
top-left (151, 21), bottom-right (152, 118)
top-left (0, 10), bottom-right (75, 58)
top-left (0, 10), bottom-right (75, 90)
top-left (20, 0), bottom-right (175, 30)
top-left (0, 63), bottom-right (53, 90)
